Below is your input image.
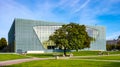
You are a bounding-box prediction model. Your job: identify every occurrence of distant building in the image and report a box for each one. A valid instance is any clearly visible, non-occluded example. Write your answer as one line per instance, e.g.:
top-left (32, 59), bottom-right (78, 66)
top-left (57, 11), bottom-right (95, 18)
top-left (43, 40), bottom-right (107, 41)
top-left (107, 40), bottom-right (117, 45)
top-left (8, 18), bottom-right (106, 53)
top-left (107, 36), bottom-right (120, 45)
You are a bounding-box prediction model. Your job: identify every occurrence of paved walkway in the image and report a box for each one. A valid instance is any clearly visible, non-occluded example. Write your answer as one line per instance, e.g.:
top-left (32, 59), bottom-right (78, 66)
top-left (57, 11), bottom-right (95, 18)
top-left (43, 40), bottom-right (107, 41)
top-left (0, 57), bottom-right (54, 66)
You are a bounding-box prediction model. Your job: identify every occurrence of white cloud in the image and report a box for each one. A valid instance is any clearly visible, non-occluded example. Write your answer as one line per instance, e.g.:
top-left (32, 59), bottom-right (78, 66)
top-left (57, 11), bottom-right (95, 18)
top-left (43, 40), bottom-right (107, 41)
top-left (0, 0), bottom-right (120, 40)
top-left (0, 0), bottom-right (68, 39)
top-left (70, 0), bottom-right (120, 25)
top-left (106, 31), bottom-right (120, 40)
top-left (0, 0), bottom-right (36, 39)
top-left (73, 0), bottom-right (90, 13)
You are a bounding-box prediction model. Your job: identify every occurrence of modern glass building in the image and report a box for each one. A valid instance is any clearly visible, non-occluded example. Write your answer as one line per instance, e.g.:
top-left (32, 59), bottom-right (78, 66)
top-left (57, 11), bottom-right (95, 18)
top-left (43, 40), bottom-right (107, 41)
top-left (8, 18), bottom-right (106, 53)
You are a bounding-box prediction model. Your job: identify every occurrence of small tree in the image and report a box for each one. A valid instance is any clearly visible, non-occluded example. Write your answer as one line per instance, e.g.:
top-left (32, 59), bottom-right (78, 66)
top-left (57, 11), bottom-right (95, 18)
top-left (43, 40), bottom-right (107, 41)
top-left (116, 40), bottom-right (120, 50)
top-left (106, 44), bottom-right (115, 51)
top-left (49, 23), bottom-right (92, 56)
top-left (0, 38), bottom-right (7, 50)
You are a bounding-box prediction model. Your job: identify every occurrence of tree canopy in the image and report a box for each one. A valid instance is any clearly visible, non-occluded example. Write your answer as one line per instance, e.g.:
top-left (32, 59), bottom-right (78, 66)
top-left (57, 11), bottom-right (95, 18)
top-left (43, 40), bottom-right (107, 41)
top-left (49, 23), bottom-right (92, 55)
top-left (116, 39), bottom-right (120, 50)
top-left (0, 38), bottom-right (7, 50)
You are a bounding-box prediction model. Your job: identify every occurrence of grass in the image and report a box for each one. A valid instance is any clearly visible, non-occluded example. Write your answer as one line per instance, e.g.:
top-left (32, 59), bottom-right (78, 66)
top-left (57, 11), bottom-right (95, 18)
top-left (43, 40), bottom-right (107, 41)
top-left (0, 51), bottom-right (119, 61)
top-left (108, 51), bottom-right (120, 54)
top-left (91, 55), bottom-right (120, 60)
top-left (7, 59), bottom-right (120, 67)
top-left (70, 51), bottom-right (101, 56)
top-left (26, 51), bottom-right (120, 58)
top-left (26, 51), bottom-right (100, 58)
top-left (71, 55), bottom-right (120, 60)
top-left (0, 54), bottom-right (28, 61)
top-left (1, 51), bottom-right (120, 67)
top-left (69, 51), bottom-right (120, 56)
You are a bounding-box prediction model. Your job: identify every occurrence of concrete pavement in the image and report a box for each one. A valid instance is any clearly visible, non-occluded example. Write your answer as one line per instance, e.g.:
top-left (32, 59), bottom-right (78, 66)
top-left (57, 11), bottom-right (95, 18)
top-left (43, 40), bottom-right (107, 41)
top-left (0, 57), bottom-right (54, 66)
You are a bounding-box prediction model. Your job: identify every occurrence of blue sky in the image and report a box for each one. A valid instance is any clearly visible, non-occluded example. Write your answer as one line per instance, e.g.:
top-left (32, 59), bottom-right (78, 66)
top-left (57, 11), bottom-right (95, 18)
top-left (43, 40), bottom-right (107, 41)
top-left (0, 0), bottom-right (120, 40)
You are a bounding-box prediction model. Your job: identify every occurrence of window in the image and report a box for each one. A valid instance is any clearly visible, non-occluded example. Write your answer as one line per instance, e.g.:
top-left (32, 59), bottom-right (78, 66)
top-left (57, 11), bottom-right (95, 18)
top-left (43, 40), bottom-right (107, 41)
top-left (47, 46), bottom-right (55, 49)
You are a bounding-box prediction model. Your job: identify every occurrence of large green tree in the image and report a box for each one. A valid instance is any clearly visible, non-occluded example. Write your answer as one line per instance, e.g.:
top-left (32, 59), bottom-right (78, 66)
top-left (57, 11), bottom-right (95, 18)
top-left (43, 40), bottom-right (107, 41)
top-left (0, 38), bottom-right (7, 50)
top-left (49, 23), bottom-right (92, 56)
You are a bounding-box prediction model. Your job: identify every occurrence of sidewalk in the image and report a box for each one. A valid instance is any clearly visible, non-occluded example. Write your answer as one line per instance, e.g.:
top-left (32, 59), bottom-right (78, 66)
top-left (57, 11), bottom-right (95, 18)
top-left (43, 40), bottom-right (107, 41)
top-left (0, 57), bottom-right (54, 66)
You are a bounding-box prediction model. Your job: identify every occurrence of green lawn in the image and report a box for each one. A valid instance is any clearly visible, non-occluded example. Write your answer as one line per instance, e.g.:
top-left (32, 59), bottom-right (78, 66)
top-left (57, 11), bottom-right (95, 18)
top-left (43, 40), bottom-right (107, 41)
top-left (1, 51), bottom-right (120, 67)
top-left (71, 51), bottom-right (100, 56)
top-left (26, 51), bottom-right (120, 58)
top-left (68, 51), bottom-right (120, 56)
top-left (71, 55), bottom-right (120, 60)
top-left (109, 51), bottom-right (120, 54)
top-left (26, 51), bottom-right (100, 58)
top-left (92, 55), bottom-right (120, 60)
top-left (7, 59), bottom-right (120, 67)
top-left (0, 54), bottom-right (28, 61)
top-left (0, 51), bottom-right (119, 61)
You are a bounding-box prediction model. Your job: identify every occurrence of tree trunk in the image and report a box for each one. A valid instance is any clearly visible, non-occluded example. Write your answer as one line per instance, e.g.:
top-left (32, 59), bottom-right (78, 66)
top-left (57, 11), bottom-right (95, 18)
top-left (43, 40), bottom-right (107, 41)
top-left (64, 47), bottom-right (67, 56)
top-left (76, 49), bottom-right (78, 52)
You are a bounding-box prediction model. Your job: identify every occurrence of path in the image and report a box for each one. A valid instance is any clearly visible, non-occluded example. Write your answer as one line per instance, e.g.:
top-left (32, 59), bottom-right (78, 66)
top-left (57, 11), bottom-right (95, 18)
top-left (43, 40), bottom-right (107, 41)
top-left (0, 57), bottom-right (54, 66)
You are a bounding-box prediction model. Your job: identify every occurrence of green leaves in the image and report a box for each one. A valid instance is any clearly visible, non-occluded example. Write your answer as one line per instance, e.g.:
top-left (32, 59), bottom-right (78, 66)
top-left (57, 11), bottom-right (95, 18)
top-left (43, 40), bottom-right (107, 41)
top-left (49, 23), bottom-right (92, 51)
top-left (0, 38), bottom-right (7, 50)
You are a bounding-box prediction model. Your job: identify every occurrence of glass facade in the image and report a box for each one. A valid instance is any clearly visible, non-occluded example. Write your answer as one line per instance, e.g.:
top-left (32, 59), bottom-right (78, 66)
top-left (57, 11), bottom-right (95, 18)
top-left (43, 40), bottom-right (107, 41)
top-left (8, 18), bottom-right (106, 53)
top-left (33, 26), bottom-right (61, 49)
top-left (86, 26), bottom-right (106, 50)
